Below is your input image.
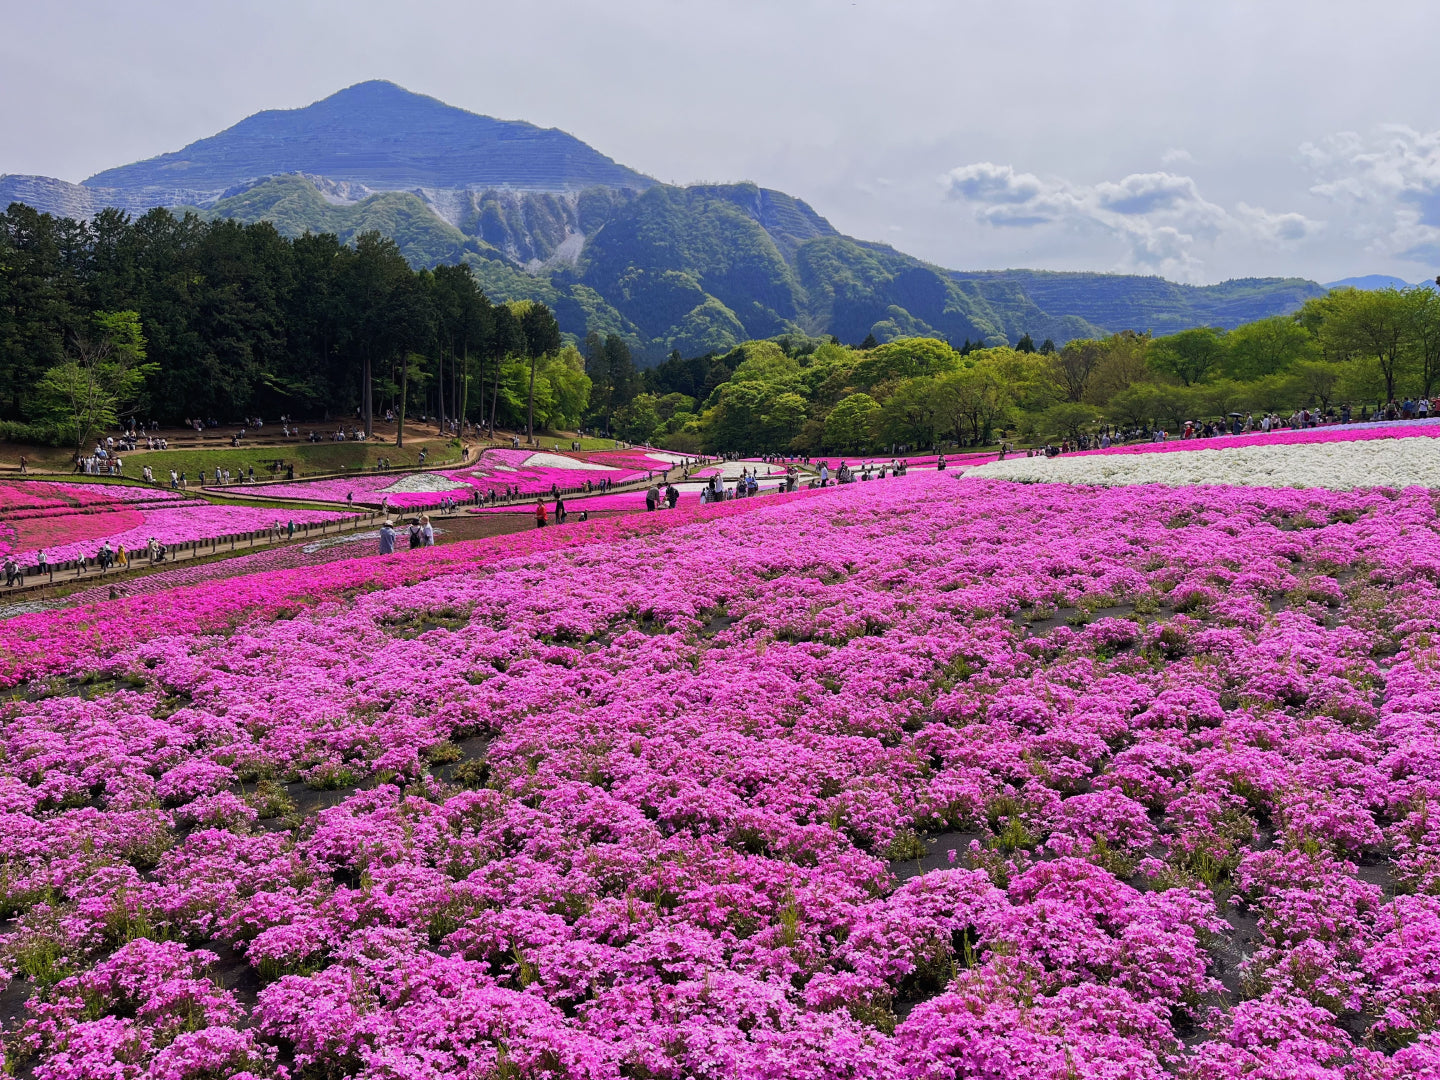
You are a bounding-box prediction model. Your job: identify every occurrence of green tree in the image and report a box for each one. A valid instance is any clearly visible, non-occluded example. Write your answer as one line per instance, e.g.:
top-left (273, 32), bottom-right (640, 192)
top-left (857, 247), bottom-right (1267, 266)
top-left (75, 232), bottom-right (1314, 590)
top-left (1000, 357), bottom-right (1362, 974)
top-left (759, 391), bottom-right (808, 449)
top-left (1148, 327), bottom-right (1224, 386)
top-left (1042, 402), bottom-right (1103, 442)
top-left (1404, 286), bottom-right (1440, 398)
top-left (1313, 287), bottom-right (1409, 403)
top-left (614, 391), bottom-right (663, 444)
top-left (1085, 331), bottom-right (1152, 404)
top-left (1223, 316), bottom-right (1313, 380)
top-left (875, 376), bottom-right (939, 447)
top-left (823, 393), bottom-right (880, 452)
top-left (850, 337), bottom-right (961, 389)
top-left (32, 310), bottom-right (155, 453)
top-left (1050, 339), bottom-right (1105, 403)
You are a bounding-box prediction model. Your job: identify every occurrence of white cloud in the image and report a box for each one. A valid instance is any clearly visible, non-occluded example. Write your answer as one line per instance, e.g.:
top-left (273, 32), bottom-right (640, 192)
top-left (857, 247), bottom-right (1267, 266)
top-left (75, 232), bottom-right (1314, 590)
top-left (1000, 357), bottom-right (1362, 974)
top-left (1302, 126), bottom-right (1440, 264)
top-left (942, 163), bottom-right (1318, 280)
top-left (1161, 148), bottom-right (1194, 165)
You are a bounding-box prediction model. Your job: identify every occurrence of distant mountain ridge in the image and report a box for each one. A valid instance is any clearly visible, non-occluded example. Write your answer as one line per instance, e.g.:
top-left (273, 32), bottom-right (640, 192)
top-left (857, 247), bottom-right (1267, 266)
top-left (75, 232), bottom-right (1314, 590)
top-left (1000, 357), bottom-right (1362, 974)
top-left (1, 81), bottom-right (1338, 361)
top-left (84, 80), bottom-right (653, 202)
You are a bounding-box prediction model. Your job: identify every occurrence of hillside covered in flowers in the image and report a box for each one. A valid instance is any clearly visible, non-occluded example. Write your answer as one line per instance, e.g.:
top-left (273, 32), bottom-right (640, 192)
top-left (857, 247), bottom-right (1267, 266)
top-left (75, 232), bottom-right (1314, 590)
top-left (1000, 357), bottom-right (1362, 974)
top-left (1, 471), bottom-right (1438, 1078)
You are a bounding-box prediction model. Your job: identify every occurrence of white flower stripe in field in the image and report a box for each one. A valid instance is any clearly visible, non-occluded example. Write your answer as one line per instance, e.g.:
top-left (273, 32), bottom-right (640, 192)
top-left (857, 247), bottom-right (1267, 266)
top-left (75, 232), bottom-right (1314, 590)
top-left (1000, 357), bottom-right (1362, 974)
top-left (966, 435), bottom-right (1440, 490)
top-left (378, 472), bottom-right (470, 495)
top-left (521, 452), bottom-right (618, 471)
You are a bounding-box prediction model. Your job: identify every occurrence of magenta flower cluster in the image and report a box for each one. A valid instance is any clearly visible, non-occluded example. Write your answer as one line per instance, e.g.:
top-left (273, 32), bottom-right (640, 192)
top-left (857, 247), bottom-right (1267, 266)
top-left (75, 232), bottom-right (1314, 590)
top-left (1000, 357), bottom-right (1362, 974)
top-left (1, 473), bottom-right (1439, 1078)
top-left (247, 449), bottom-right (669, 508)
top-left (2, 500), bottom-right (353, 564)
top-left (1076, 418), bottom-right (1440, 458)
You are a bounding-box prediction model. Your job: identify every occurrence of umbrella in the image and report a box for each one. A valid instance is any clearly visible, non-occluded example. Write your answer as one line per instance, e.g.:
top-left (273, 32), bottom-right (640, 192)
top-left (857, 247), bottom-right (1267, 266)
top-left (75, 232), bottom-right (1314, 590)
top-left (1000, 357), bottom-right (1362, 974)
top-left (1228, 412), bottom-right (1243, 417)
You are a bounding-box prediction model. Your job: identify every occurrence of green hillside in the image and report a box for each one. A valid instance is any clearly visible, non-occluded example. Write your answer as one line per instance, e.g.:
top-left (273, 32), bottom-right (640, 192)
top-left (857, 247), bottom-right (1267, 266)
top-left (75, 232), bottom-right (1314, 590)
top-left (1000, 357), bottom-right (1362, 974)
top-left (191, 175), bottom-right (1320, 365)
top-left (200, 175), bottom-right (494, 267)
top-left (950, 269), bottom-right (1328, 337)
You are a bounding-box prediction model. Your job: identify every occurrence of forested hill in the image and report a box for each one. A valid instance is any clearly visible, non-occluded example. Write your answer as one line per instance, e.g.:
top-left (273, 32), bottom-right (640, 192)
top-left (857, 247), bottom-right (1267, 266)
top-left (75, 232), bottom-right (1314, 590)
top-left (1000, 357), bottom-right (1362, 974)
top-left (950, 270), bottom-right (1328, 339)
top-left (2, 81), bottom-right (1330, 362)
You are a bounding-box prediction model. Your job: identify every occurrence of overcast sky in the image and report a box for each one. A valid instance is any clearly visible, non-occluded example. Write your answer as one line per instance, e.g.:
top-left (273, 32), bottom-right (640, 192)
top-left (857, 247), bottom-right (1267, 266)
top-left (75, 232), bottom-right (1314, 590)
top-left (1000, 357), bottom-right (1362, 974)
top-left (5, 0), bottom-right (1440, 285)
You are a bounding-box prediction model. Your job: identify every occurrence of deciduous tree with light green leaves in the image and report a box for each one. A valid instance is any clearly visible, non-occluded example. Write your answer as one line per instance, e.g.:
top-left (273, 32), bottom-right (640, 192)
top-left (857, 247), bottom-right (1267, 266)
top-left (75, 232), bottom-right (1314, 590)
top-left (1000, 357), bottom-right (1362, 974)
top-left (31, 310), bottom-right (156, 454)
top-left (1148, 327), bottom-right (1225, 386)
top-left (823, 393), bottom-right (881, 453)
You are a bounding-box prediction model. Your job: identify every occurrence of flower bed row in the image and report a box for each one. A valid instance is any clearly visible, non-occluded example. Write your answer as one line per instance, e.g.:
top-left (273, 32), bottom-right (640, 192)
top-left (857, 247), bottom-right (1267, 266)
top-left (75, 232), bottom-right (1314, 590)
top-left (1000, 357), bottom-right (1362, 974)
top-left (1076, 417), bottom-right (1440, 458)
top-left (233, 449), bottom-right (683, 508)
top-left (0, 480), bottom-right (185, 515)
top-left (1, 502), bottom-right (355, 565)
top-left (969, 434), bottom-right (1440, 489)
top-left (1, 474), bottom-right (1439, 1076)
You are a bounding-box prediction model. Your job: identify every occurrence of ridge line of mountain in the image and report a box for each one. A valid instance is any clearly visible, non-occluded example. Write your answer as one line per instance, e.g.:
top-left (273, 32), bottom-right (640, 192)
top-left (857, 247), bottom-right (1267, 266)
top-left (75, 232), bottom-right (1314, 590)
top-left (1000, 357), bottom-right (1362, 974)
top-left (0, 80), bottom-right (1378, 361)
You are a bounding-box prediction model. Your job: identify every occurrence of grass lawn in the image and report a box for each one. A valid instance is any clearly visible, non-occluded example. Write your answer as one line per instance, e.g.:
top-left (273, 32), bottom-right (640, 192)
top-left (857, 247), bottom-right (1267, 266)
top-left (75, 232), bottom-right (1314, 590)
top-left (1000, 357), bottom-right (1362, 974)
top-left (120, 439), bottom-right (461, 484)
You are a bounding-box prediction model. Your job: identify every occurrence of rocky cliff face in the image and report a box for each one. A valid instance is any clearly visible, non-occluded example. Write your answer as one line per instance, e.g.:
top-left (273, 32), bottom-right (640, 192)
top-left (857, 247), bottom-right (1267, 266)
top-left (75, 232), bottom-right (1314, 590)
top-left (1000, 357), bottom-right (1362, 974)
top-left (0, 174), bottom-right (150, 217)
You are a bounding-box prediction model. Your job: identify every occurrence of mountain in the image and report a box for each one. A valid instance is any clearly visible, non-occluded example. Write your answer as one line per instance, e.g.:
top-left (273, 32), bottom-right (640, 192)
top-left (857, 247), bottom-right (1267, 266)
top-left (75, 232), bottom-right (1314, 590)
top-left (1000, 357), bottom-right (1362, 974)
top-left (953, 270), bottom-right (1329, 338)
top-left (1, 81), bottom-right (1330, 361)
top-left (1323, 274), bottom-right (1439, 292)
top-left (83, 80), bottom-right (652, 203)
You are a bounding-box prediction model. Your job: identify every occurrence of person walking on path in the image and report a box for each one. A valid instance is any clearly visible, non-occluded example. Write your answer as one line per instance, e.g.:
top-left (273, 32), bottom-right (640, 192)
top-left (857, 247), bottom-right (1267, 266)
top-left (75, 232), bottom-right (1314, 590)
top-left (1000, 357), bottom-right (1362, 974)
top-left (36, 549), bottom-right (46, 576)
top-left (535, 499), bottom-right (548, 528)
top-left (378, 520), bottom-right (397, 555)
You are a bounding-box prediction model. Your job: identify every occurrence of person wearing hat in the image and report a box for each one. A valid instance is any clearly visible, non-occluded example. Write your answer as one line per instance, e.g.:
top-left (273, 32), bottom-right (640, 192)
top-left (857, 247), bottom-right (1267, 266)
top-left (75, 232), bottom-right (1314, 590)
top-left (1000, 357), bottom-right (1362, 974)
top-left (378, 519), bottom-right (397, 555)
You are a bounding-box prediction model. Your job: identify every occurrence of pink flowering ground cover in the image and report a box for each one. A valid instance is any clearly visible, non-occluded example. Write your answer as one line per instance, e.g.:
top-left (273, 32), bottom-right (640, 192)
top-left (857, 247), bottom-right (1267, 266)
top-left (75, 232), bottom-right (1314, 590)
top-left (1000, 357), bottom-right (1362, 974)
top-left (1, 481), bottom-right (184, 556)
top-left (3, 475), bottom-right (1440, 1076)
top-left (238, 449), bottom-right (670, 508)
top-left (1078, 418), bottom-right (1440, 458)
top-left (2, 502), bottom-right (354, 565)
top-left (0, 482), bottom-right (307, 563)
top-left (0, 481), bottom-right (184, 515)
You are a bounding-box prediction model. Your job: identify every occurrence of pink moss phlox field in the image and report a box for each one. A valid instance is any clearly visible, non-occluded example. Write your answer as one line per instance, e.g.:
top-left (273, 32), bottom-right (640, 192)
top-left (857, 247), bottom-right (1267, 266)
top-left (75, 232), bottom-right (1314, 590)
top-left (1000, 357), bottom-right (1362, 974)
top-left (1075, 417), bottom-right (1440, 458)
top-left (0, 481), bottom-right (185, 514)
top-left (240, 449), bottom-right (671, 507)
top-left (0, 482), bottom-right (189, 560)
top-left (5, 473), bottom-right (1440, 1076)
top-left (1, 501), bottom-right (353, 564)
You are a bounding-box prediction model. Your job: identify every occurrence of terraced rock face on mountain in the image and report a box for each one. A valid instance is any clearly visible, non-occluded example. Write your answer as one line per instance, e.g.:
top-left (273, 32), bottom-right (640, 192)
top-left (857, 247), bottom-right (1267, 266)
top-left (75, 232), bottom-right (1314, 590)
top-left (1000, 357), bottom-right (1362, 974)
top-left (0, 80), bottom-right (1332, 361)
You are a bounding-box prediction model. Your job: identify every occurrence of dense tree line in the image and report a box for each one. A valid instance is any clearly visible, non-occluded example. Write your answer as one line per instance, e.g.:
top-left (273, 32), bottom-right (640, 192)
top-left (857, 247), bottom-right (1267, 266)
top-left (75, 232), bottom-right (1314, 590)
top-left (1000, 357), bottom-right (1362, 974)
top-left (0, 203), bottom-right (579, 444)
top-left (602, 284), bottom-right (1440, 454)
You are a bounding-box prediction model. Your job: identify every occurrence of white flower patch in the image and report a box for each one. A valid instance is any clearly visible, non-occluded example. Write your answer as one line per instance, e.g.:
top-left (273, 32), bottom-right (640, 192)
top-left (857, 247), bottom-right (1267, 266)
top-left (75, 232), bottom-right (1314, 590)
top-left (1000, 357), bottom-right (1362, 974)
top-left (522, 452), bottom-right (618, 471)
top-left (644, 450), bottom-right (691, 464)
top-left (966, 436), bottom-right (1440, 490)
top-left (378, 472), bottom-right (468, 495)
